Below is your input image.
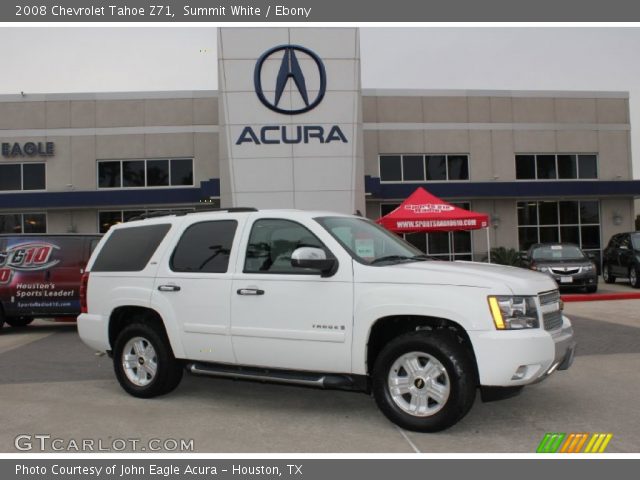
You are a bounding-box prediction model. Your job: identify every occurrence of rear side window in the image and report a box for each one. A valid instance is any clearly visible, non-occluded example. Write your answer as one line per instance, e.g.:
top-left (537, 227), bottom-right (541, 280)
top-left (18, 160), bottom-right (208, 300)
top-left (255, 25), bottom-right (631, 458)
top-left (92, 224), bottom-right (171, 272)
top-left (170, 220), bottom-right (237, 273)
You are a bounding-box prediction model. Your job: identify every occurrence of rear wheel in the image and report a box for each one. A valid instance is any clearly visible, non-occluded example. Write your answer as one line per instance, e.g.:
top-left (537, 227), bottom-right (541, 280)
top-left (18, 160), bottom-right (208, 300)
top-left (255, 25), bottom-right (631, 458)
top-left (113, 321), bottom-right (183, 398)
top-left (630, 267), bottom-right (640, 289)
top-left (6, 317), bottom-right (34, 328)
top-left (603, 264), bottom-right (616, 284)
top-left (372, 331), bottom-right (477, 432)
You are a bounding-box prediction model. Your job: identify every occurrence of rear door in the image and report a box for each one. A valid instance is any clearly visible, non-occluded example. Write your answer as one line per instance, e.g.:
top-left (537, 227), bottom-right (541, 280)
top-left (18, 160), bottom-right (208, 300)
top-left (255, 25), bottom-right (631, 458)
top-left (152, 216), bottom-right (243, 364)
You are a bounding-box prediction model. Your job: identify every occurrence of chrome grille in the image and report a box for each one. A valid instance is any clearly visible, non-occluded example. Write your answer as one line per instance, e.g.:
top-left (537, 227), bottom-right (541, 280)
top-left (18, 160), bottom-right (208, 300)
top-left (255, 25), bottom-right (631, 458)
top-left (539, 289), bottom-right (560, 306)
top-left (550, 267), bottom-right (580, 275)
top-left (539, 289), bottom-right (562, 331)
top-left (543, 310), bottom-right (563, 331)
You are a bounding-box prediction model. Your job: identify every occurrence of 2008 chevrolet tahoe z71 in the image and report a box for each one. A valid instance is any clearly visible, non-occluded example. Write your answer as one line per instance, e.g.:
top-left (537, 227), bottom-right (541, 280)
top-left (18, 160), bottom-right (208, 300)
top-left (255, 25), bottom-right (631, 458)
top-left (77, 208), bottom-right (575, 432)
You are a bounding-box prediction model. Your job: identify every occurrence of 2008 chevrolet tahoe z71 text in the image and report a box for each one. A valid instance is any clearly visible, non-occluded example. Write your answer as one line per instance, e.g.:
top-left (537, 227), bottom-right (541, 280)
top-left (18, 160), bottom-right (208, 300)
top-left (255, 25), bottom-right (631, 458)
top-left (78, 208), bottom-right (575, 432)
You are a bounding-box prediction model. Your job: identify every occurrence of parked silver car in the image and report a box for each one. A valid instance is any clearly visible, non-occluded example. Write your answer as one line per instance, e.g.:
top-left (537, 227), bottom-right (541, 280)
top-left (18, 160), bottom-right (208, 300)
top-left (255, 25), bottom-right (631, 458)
top-left (522, 243), bottom-right (598, 293)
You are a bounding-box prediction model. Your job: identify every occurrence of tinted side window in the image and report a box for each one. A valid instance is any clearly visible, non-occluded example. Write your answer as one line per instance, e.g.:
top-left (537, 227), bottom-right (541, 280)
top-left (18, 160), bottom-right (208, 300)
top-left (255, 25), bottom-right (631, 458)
top-left (620, 235), bottom-right (631, 249)
top-left (171, 221), bottom-right (237, 273)
top-left (92, 224), bottom-right (170, 272)
top-left (244, 219), bottom-right (326, 274)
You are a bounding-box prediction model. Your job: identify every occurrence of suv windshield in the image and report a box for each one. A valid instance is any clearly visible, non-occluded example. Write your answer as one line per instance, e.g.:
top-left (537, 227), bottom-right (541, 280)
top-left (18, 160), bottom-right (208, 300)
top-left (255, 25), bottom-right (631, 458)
top-left (632, 233), bottom-right (640, 250)
top-left (316, 216), bottom-right (426, 265)
top-left (531, 245), bottom-right (586, 261)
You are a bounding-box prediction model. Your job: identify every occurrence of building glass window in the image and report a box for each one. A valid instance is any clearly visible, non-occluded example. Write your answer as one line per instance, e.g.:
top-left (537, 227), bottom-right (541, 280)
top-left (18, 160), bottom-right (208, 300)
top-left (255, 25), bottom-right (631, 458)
top-left (379, 155), bottom-right (469, 182)
top-left (122, 160), bottom-right (145, 187)
top-left (515, 154), bottom-right (599, 180)
top-left (0, 213), bottom-right (46, 234)
top-left (98, 209), bottom-right (195, 233)
top-left (97, 159), bottom-right (194, 189)
top-left (379, 156), bottom-right (402, 182)
top-left (515, 155), bottom-right (535, 180)
top-left (517, 200), bottom-right (601, 264)
top-left (0, 163), bottom-right (45, 191)
top-left (147, 160), bottom-right (170, 187)
top-left (170, 159), bottom-right (194, 186)
top-left (379, 202), bottom-right (473, 261)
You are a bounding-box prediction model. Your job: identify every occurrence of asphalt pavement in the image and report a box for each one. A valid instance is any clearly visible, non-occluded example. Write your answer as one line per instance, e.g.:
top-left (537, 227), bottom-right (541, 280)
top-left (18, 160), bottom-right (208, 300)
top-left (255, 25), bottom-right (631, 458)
top-left (0, 298), bottom-right (638, 453)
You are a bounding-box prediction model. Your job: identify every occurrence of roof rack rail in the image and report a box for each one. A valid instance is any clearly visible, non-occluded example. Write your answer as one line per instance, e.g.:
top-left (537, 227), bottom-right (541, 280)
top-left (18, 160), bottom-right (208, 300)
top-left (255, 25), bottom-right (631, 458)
top-left (126, 207), bottom-right (258, 222)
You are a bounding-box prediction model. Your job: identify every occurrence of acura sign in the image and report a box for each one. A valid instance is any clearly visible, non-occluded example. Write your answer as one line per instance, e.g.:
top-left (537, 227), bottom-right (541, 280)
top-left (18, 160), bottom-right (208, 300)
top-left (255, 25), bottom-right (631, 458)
top-left (254, 44), bottom-right (326, 115)
top-left (235, 44), bottom-right (348, 146)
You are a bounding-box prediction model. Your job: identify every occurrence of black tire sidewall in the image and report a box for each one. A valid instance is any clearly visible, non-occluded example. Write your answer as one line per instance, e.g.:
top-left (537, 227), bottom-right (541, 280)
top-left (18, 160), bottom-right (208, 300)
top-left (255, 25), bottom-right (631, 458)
top-left (6, 316), bottom-right (34, 328)
top-left (113, 323), bottom-right (182, 398)
top-left (603, 264), bottom-right (615, 283)
top-left (630, 267), bottom-right (640, 288)
top-left (372, 331), bottom-right (476, 432)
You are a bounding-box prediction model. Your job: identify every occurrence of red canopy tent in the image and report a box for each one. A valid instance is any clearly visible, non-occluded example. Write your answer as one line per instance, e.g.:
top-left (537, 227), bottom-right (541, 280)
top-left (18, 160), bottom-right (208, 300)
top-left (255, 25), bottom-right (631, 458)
top-left (376, 187), bottom-right (493, 261)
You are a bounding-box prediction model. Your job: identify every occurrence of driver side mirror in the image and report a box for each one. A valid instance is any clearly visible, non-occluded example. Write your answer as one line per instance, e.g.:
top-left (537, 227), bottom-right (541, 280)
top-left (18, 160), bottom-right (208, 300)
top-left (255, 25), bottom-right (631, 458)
top-left (291, 247), bottom-right (337, 277)
top-left (587, 252), bottom-right (596, 260)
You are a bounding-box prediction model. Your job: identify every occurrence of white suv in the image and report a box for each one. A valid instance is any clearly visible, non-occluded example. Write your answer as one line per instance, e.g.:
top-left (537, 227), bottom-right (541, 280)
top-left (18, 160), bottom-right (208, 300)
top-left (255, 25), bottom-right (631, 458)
top-left (78, 208), bottom-right (575, 432)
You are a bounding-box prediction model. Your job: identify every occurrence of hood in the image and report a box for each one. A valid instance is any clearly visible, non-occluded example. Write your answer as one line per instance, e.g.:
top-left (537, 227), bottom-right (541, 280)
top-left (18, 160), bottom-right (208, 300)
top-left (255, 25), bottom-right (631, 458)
top-left (357, 260), bottom-right (557, 295)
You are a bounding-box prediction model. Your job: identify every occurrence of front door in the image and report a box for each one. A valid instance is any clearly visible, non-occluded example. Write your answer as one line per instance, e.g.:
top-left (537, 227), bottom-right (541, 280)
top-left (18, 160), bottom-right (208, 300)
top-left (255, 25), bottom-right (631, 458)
top-left (231, 218), bottom-right (353, 373)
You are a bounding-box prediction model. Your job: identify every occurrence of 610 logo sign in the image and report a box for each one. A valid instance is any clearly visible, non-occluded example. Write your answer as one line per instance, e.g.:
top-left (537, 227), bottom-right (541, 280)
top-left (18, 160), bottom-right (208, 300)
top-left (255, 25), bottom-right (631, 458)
top-left (0, 243), bottom-right (60, 284)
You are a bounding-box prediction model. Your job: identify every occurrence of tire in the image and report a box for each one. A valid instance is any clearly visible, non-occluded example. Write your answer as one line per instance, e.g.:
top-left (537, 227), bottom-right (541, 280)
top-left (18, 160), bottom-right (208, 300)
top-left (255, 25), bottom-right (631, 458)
top-left (6, 317), bottom-right (34, 328)
top-left (585, 285), bottom-right (598, 294)
top-left (113, 321), bottom-right (183, 398)
top-left (372, 330), bottom-right (477, 432)
top-left (630, 267), bottom-right (640, 289)
top-left (603, 264), bottom-right (616, 284)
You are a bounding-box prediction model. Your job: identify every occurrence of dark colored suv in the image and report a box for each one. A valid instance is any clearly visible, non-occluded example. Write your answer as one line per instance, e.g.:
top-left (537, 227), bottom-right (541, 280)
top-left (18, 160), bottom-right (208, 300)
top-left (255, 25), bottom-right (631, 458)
top-left (522, 243), bottom-right (598, 293)
top-left (602, 232), bottom-right (640, 288)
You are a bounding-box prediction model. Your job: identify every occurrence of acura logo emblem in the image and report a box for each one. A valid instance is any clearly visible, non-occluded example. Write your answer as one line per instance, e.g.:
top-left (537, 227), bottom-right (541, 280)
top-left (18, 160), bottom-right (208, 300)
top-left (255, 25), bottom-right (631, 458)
top-left (254, 45), bottom-right (327, 115)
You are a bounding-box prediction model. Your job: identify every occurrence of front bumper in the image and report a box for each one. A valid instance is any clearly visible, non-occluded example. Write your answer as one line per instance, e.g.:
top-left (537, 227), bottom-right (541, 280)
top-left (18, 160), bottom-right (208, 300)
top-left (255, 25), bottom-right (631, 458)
top-left (468, 315), bottom-right (575, 387)
top-left (548, 271), bottom-right (597, 289)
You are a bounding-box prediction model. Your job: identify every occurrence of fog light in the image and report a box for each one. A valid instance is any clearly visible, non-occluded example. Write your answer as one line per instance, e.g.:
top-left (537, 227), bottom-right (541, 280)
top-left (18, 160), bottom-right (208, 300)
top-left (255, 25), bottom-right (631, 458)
top-left (511, 365), bottom-right (528, 380)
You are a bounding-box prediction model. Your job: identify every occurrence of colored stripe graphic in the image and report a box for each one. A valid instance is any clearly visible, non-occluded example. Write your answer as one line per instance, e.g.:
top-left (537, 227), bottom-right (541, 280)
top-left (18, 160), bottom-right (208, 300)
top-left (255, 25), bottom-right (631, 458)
top-left (537, 433), bottom-right (613, 453)
top-left (537, 433), bottom-right (566, 453)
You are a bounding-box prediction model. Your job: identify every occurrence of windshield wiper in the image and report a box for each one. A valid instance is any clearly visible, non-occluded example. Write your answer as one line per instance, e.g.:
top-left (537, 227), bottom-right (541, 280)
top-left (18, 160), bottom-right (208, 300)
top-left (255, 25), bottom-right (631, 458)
top-left (370, 255), bottom-right (413, 265)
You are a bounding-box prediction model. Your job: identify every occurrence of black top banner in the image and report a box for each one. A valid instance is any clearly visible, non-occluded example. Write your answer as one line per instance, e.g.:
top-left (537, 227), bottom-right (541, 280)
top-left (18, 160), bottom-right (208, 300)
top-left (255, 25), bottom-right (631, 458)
top-left (5, 0), bottom-right (640, 22)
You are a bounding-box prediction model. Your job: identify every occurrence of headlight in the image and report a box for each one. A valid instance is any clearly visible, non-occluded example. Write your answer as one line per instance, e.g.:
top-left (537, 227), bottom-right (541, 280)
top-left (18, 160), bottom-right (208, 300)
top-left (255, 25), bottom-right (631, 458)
top-left (583, 264), bottom-right (595, 271)
top-left (532, 265), bottom-right (550, 273)
top-left (488, 296), bottom-right (539, 330)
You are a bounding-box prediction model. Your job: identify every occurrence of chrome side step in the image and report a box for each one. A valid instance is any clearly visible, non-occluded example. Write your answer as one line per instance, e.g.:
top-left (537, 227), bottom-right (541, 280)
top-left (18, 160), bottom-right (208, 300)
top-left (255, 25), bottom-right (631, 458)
top-left (187, 362), bottom-right (367, 391)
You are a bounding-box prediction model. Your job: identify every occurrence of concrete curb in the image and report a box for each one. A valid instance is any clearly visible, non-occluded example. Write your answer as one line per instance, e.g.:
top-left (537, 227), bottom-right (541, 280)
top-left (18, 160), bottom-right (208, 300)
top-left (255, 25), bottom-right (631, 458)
top-left (561, 292), bottom-right (640, 302)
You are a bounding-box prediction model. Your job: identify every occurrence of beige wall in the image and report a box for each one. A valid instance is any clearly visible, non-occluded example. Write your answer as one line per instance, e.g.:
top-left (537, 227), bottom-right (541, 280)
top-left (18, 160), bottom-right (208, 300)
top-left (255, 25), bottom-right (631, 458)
top-left (363, 94), bottom-right (631, 182)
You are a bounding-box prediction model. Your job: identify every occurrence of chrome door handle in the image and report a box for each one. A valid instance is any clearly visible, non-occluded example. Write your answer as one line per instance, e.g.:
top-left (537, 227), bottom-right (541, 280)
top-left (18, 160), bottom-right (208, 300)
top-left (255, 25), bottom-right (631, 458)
top-left (237, 288), bottom-right (264, 296)
top-left (158, 284), bottom-right (181, 292)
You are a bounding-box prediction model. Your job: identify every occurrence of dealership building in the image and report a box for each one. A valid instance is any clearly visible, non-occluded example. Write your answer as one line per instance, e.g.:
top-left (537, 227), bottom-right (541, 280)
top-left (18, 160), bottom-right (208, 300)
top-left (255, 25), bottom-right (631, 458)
top-left (1, 27), bottom-right (639, 264)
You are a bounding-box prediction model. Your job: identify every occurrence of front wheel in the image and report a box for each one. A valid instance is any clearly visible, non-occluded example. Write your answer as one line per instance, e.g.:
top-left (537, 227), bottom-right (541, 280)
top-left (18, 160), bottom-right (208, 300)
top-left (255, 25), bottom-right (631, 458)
top-left (372, 331), bottom-right (477, 432)
top-left (585, 285), bottom-right (598, 294)
top-left (630, 267), bottom-right (640, 289)
top-left (113, 322), bottom-right (183, 398)
top-left (6, 317), bottom-right (34, 328)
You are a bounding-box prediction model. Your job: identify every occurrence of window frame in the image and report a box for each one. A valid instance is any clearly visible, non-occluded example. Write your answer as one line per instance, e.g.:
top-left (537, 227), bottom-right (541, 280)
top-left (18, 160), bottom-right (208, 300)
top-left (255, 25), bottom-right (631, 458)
top-left (515, 153), bottom-right (599, 181)
top-left (516, 200), bottom-right (602, 256)
top-left (0, 212), bottom-right (47, 234)
top-left (242, 218), bottom-right (336, 276)
top-left (0, 162), bottom-right (46, 192)
top-left (378, 154), bottom-right (471, 183)
top-left (96, 158), bottom-right (195, 190)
